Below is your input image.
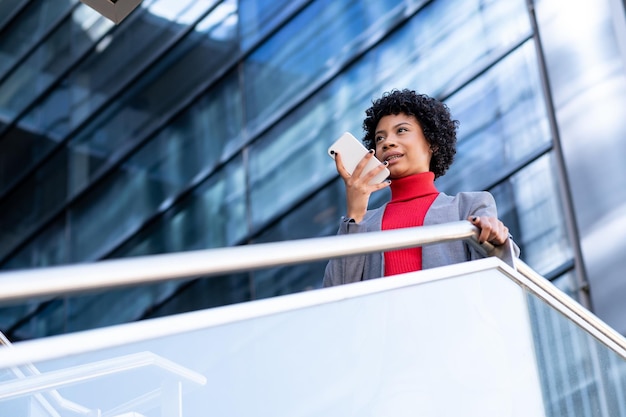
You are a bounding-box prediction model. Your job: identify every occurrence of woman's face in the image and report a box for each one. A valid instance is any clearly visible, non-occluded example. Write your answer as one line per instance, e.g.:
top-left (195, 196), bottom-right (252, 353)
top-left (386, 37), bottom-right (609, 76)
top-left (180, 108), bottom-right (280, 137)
top-left (374, 113), bottom-right (431, 179)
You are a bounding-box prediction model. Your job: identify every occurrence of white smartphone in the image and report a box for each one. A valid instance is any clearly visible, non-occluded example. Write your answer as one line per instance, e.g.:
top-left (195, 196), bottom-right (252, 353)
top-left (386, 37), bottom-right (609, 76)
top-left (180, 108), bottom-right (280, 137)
top-left (327, 132), bottom-right (390, 184)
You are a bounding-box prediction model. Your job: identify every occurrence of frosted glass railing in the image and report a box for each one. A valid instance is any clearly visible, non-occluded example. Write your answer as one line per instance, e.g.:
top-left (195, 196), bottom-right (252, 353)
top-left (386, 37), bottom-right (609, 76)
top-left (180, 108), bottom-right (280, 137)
top-left (0, 220), bottom-right (625, 416)
top-left (0, 258), bottom-right (625, 416)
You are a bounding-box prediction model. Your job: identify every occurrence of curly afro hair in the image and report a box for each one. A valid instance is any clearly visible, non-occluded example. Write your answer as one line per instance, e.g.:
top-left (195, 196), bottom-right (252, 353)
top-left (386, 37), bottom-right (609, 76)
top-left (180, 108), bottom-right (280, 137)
top-left (362, 89), bottom-right (458, 178)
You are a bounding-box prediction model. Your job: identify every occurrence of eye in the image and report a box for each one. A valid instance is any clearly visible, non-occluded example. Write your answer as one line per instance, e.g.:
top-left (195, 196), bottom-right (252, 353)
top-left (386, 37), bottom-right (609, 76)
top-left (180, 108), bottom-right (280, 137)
top-left (398, 127), bottom-right (408, 133)
top-left (375, 135), bottom-right (385, 143)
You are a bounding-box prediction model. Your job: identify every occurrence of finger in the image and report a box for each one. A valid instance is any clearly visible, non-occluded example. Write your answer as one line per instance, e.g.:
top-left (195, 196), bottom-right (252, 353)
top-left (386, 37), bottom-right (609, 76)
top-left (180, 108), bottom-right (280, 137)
top-left (332, 152), bottom-right (351, 179)
top-left (362, 159), bottom-right (389, 183)
top-left (352, 149), bottom-right (377, 177)
top-left (371, 178), bottom-right (392, 191)
top-left (470, 216), bottom-right (492, 244)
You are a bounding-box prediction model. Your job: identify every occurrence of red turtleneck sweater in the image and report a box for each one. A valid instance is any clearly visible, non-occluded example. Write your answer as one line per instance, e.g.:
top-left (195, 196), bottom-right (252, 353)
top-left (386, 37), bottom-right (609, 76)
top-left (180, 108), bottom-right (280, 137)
top-left (382, 172), bottom-right (439, 276)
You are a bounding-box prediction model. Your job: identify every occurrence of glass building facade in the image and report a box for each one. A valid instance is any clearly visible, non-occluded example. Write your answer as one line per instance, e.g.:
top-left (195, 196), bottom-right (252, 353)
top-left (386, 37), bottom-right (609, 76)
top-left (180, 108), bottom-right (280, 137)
top-left (0, 0), bottom-right (625, 342)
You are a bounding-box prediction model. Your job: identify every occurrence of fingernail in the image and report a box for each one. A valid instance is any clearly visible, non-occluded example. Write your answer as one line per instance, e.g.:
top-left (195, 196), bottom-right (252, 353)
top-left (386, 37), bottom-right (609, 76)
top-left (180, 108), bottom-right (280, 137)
top-left (386, 179), bottom-right (392, 184)
top-left (368, 149), bottom-right (375, 154)
top-left (471, 216), bottom-right (477, 222)
top-left (383, 161), bottom-right (389, 166)
top-left (330, 150), bottom-right (335, 155)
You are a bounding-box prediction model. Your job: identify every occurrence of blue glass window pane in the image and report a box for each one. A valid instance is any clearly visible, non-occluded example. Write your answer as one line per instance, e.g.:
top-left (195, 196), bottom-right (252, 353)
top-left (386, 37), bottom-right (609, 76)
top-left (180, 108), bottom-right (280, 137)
top-left (111, 157), bottom-right (248, 259)
top-left (251, 179), bottom-right (348, 298)
top-left (238, 0), bottom-right (307, 51)
top-left (65, 3), bottom-right (240, 195)
top-left (2, 216), bottom-right (68, 271)
top-left (0, 0), bottom-right (236, 201)
top-left (0, 0), bottom-right (78, 79)
top-left (123, 79), bottom-right (244, 193)
top-left (62, 0), bottom-right (217, 131)
top-left (67, 0), bottom-right (225, 135)
top-left (69, 154), bottom-right (247, 262)
top-left (491, 153), bottom-right (573, 276)
top-left (145, 274), bottom-right (251, 319)
top-left (247, 0), bottom-right (532, 229)
top-left (0, 150), bottom-right (68, 263)
top-left (0, 73), bottom-right (242, 267)
top-left (0, 117), bottom-right (65, 195)
top-left (0, 0), bottom-right (27, 29)
top-left (437, 40), bottom-right (551, 194)
top-left (247, 71), bottom-right (373, 230)
top-left (551, 272), bottom-right (580, 303)
top-left (367, 0), bottom-right (530, 98)
top-left (243, 0), bottom-right (422, 133)
top-left (0, 4), bottom-right (113, 122)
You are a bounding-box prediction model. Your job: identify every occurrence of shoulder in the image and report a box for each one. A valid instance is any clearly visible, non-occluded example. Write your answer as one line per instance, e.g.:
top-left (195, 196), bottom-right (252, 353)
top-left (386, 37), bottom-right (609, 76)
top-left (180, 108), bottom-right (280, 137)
top-left (453, 191), bottom-right (495, 206)
top-left (432, 191), bottom-right (493, 206)
top-left (429, 191), bottom-right (497, 218)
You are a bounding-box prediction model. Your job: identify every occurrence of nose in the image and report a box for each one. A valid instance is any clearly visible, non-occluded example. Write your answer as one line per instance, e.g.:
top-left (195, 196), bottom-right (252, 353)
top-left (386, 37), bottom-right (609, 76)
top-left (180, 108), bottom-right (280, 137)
top-left (381, 137), bottom-right (397, 150)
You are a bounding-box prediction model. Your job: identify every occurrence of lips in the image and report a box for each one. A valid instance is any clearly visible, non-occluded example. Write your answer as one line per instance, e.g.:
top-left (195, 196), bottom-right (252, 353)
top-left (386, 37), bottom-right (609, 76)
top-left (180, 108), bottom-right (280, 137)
top-left (384, 153), bottom-right (403, 163)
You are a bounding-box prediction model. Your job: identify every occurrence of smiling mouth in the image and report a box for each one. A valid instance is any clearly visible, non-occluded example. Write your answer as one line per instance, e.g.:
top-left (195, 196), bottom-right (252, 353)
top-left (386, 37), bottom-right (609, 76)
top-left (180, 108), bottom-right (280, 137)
top-left (385, 154), bottom-right (402, 162)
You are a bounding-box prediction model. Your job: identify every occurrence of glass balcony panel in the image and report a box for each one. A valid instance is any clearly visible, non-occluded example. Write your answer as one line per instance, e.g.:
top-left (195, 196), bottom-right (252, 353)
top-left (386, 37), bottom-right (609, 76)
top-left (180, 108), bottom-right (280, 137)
top-left (0, 257), bottom-right (625, 416)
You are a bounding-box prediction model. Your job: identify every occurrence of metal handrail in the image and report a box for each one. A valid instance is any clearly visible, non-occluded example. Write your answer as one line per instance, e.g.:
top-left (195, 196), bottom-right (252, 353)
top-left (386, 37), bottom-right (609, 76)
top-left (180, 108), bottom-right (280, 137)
top-left (0, 220), bottom-right (507, 304)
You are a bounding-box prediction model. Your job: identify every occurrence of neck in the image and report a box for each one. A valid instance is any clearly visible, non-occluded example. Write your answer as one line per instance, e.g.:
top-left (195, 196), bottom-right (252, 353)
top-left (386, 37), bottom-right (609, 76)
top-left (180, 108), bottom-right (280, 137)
top-left (390, 172), bottom-right (439, 202)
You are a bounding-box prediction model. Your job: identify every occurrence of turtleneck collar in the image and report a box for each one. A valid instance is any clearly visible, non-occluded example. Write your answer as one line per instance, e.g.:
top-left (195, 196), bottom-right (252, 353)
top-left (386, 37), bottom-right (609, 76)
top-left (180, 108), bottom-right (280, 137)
top-left (389, 171), bottom-right (439, 203)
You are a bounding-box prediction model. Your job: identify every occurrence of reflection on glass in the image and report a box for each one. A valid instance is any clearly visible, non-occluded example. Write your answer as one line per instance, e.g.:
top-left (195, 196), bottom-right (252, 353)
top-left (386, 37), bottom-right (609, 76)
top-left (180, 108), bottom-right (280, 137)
top-left (375, 0), bottom-right (530, 98)
top-left (527, 293), bottom-right (626, 416)
top-left (552, 271), bottom-right (579, 302)
top-left (438, 40), bottom-right (550, 194)
top-left (239, 0), bottom-right (308, 50)
top-left (9, 266), bottom-right (626, 415)
top-left (0, 351), bottom-right (207, 416)
top-left (65, 1), bottom-right (239, 195)
top-left (0, 0), bottom-right (221, 196)
top-left (0, 3), bottom-right (113, 124)
top-left (0, 0), bottom-right (28, 29)
top-left (2, 217), bottom-right (68, 272)
top-left (247, 70), bottom-right (374, 230)
top-left (251, 180), bottom-right (348, 297)
top-left (0, 0), bottom-right (78, 79)
top-left (3, 159), bottom-right (248, 338)
top-left (145, 272), bottom-right (251, 319)
top-left (247, 0), bottom-right (531, 232)
top-left (69, 150), bottom-right (247, 263)
top-left (490, 154), bottom-right (572, 276)
top-left (124, 75), bottom-right (243, 193)
top-left (0, 150), bottom-right (68, 263)
top-left (244, 0), bottom-right (423, 132)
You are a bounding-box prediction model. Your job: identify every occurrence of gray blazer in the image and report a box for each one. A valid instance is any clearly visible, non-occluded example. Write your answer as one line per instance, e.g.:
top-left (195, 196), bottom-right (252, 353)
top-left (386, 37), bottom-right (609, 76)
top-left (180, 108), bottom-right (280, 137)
top-left (323, 191), bottom-right (514, 287)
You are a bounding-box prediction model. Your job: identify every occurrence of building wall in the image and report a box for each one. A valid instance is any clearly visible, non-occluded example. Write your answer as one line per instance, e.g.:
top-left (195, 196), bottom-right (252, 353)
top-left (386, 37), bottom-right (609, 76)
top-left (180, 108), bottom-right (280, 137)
top-left (534, 0), bottom-right (626, 335)
top-left (0, 0), bottom-right (623, 340)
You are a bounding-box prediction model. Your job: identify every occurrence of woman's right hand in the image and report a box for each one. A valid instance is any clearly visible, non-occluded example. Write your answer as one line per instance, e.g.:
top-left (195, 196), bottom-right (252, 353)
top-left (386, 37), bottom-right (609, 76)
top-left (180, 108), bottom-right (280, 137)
top-left (334, 150), bottom-right (390, 223)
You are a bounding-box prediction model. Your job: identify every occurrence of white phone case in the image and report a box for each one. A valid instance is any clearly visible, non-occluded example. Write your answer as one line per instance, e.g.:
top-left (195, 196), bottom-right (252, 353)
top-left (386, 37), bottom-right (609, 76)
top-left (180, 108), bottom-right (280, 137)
top-left (328, 132), bottom-right (390, 184)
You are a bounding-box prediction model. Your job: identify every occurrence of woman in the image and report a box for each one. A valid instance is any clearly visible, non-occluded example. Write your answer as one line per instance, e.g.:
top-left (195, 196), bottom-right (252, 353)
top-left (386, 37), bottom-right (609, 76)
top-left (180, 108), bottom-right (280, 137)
top-left (323, 89), bottom-right (517, 287)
